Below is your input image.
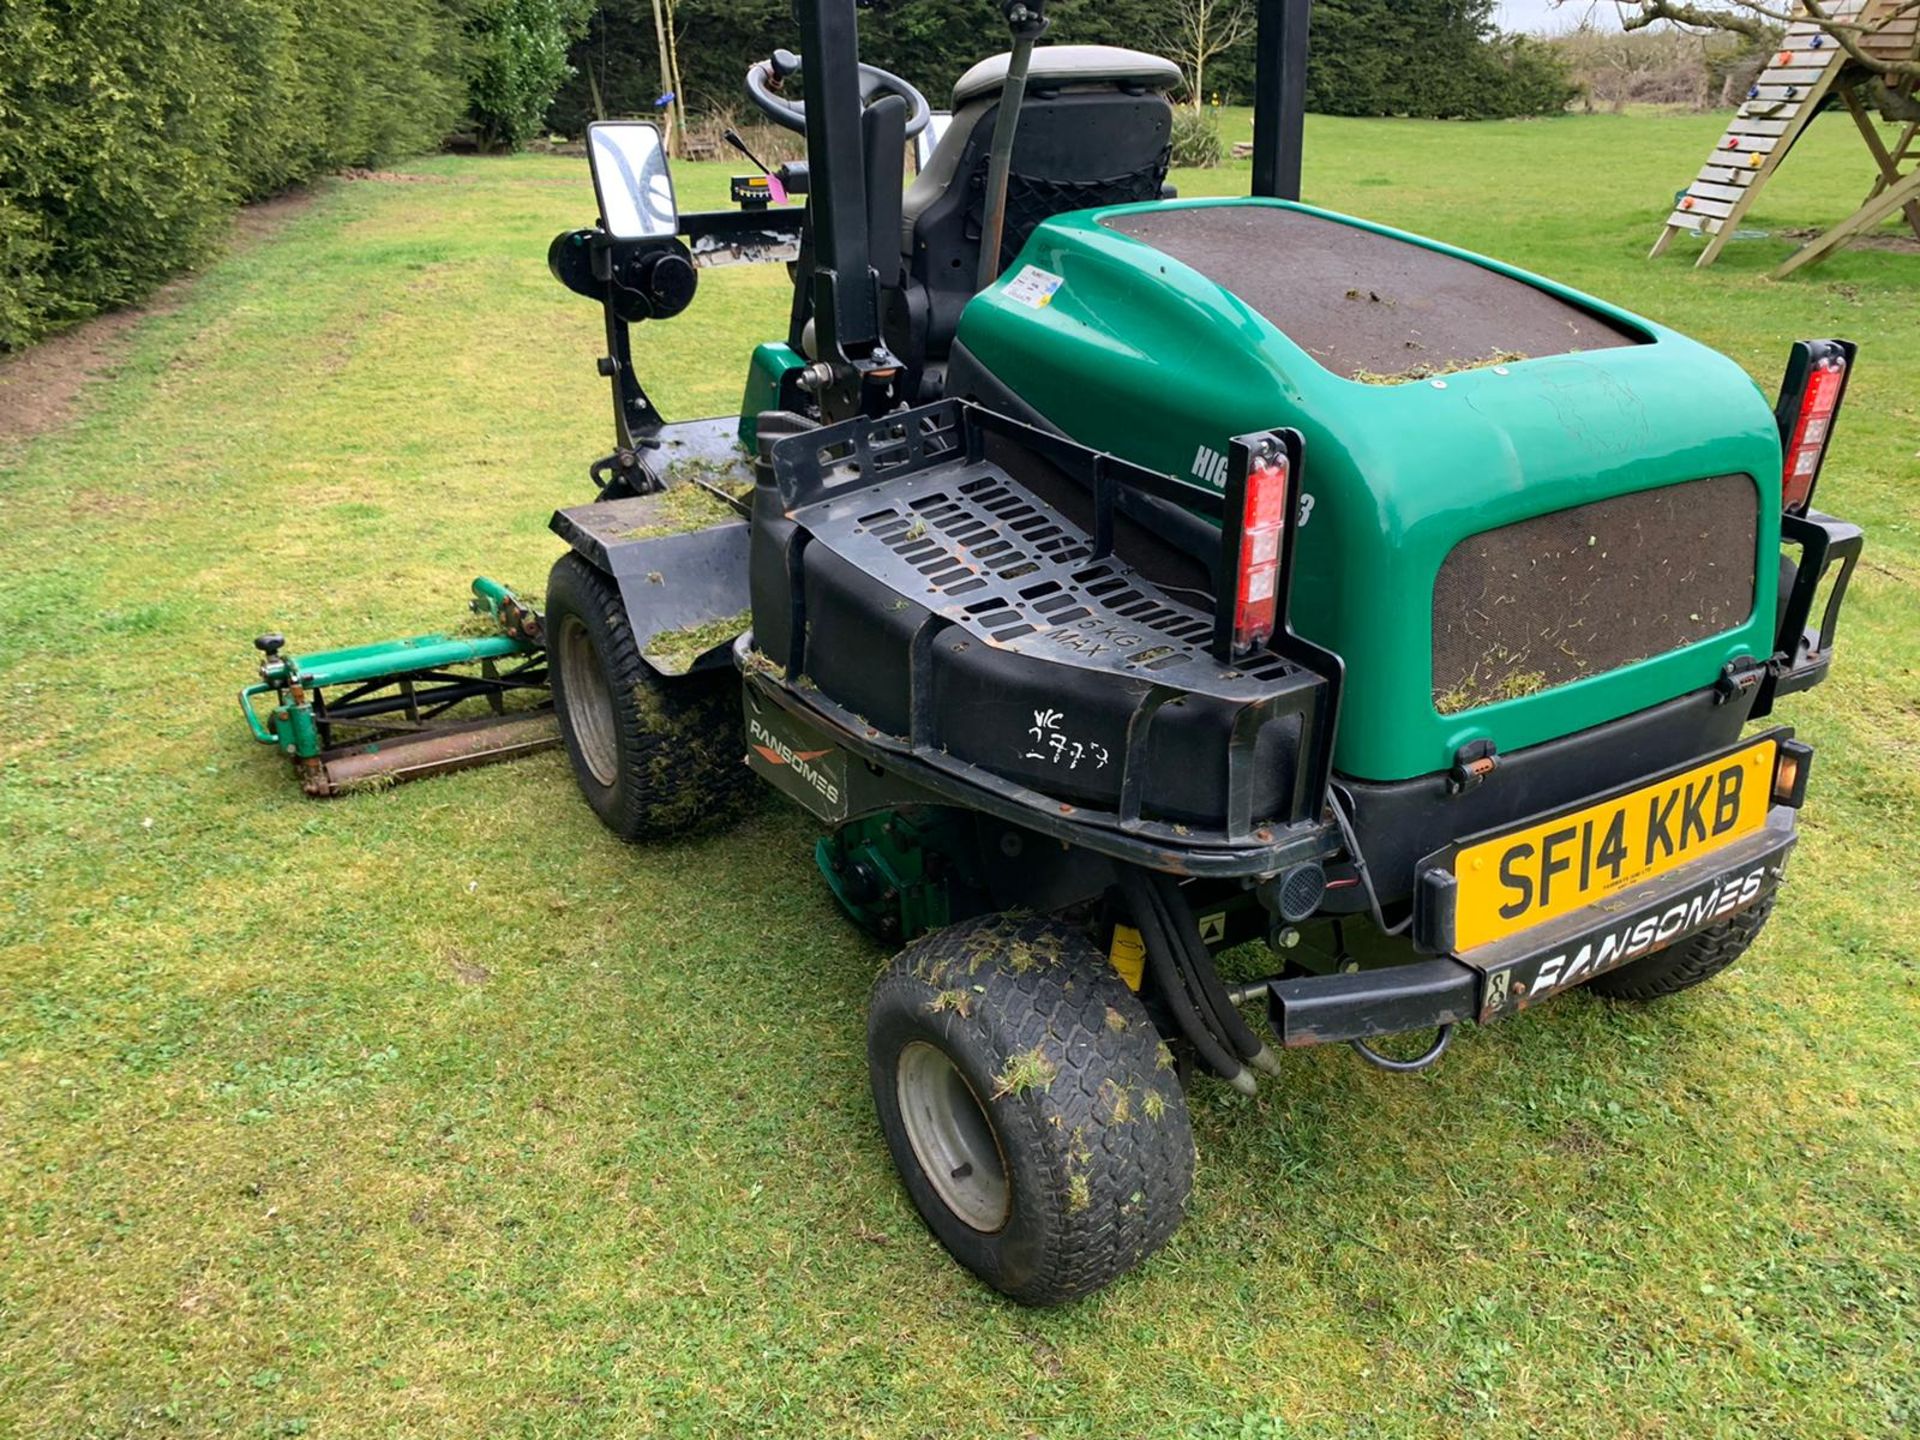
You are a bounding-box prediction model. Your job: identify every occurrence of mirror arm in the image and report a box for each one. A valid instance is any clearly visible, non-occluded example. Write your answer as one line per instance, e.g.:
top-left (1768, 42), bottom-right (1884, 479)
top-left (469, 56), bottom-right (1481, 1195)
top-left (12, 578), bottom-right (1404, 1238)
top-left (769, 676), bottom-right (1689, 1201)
top-left (588, 235), bottom-right (665, 494)
top-left (603, 303), bottom-right (663, 450)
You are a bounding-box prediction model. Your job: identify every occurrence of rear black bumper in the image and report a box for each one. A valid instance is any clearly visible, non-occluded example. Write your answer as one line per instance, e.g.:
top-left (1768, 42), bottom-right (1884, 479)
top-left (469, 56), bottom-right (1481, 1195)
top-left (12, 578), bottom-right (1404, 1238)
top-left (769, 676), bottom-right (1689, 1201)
top-left (1263, 806), bottom-right (1797, 1047)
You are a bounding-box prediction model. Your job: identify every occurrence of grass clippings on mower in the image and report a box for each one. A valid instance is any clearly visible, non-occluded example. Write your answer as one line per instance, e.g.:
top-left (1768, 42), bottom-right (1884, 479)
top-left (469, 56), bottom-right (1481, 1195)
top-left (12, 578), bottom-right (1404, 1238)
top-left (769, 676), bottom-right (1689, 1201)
top-left (645, 609), bottom-right (751, 674)
top-left (993, 1045), bottom-right (1058, 1098)
top-left (1350, 347), bottom-right (1531, 386)
top-left (662, 450), bottom-right (755, 503)
top-left (1433, 664), bottom-right (1553, 715)
top-left (619, 482), bottom-right (742, 540)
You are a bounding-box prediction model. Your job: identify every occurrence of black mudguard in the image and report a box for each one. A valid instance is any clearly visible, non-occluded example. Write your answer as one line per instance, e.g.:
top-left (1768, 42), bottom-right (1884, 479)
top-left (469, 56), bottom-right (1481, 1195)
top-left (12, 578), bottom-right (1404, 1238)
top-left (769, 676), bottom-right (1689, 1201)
top-left (549, 416), bottom-right (757, 678)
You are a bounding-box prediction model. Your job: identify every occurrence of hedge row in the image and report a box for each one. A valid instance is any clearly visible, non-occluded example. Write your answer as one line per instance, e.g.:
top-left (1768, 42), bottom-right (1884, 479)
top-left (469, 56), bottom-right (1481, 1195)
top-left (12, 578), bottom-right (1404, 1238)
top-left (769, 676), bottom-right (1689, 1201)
top-left (0, 0), bottom-right (469, 350)
top-left (551, 0), bottom-right (1575, 138)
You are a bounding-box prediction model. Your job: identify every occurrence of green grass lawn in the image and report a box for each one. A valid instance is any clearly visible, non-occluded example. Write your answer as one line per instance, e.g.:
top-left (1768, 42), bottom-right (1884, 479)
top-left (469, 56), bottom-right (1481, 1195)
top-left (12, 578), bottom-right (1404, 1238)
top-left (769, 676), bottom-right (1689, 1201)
top-left (2, 108), bottom-right (1917, 1439)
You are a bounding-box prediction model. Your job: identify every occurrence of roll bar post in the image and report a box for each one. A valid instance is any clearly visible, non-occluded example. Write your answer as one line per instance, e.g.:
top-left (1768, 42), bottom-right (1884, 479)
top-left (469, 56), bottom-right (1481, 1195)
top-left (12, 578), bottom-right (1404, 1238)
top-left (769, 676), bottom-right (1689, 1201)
top-left (1250, 0), bottom-right (1311, 202)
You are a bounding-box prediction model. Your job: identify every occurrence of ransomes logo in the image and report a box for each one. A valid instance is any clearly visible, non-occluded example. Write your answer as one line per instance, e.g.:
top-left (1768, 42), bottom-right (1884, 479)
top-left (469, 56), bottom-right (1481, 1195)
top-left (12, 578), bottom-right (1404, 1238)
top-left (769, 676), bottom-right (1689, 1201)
top-left (747, 715), bottom-right (840, 807)
top-left (1530, 860), bottom-right (1771, 995)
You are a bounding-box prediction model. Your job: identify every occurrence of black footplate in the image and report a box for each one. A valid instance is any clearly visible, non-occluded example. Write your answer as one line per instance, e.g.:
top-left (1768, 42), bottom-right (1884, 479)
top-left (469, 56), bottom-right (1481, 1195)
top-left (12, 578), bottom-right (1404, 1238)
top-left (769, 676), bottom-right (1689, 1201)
top-left (746, 401), bottom-right (1339, 855)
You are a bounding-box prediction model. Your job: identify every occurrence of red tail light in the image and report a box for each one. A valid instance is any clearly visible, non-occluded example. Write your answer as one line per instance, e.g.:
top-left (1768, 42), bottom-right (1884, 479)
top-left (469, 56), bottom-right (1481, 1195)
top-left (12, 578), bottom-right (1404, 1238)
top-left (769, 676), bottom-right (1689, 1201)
top-left (1784, 357), bottom-right (1842, 510)
top-left (1233, 451), bottom-right (1289, 651)
top-left (1774, 340), bottom-right (1853, 515)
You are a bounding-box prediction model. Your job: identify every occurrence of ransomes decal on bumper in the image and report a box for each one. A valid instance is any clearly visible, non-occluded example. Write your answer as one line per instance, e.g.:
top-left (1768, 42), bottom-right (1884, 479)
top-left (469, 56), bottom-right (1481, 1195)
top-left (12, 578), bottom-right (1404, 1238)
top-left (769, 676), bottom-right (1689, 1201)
top-left (1457, 804), bottom-right (1798, 1023)
top-left (1529, 860), bottom-right (1771, 996)
top-left (745, 692), bottom-right (848, 821)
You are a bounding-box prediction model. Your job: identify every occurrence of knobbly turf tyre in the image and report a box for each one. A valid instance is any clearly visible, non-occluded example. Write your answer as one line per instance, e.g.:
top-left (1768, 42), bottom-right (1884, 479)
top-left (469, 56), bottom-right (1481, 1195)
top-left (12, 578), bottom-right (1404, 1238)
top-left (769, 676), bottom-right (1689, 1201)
top-left (867, 913), bottom-right (1195, 1306)
top-left (544, 552), bottom-right (754, 842)
top-left (1584, 895), bottom-right (1776, 1002)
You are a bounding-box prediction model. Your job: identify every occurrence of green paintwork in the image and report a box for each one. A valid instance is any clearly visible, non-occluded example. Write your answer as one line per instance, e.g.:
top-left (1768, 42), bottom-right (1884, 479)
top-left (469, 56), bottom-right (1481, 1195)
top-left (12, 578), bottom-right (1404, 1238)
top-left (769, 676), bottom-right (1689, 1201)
top-left (955, 197), bottom-right (1784, 783)
top-left (470, 575), bottom-right (515, 618)
top-left (738, 342), bottom-right (807, 450)
top-left (288, 632), bottom-right (530, 690)
top-left (815, 808), bottom-right (989, 943)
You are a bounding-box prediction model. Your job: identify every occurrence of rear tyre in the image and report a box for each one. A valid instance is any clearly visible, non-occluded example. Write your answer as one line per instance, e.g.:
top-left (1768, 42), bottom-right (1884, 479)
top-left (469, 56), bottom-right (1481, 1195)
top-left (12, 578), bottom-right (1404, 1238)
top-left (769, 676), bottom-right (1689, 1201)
top-left (544, 552), bottom-right (754, 842)
top-left (867, 914), bottom-right (1194, 1306)
top-left (1584, 896), bottom-right (1775, 1002)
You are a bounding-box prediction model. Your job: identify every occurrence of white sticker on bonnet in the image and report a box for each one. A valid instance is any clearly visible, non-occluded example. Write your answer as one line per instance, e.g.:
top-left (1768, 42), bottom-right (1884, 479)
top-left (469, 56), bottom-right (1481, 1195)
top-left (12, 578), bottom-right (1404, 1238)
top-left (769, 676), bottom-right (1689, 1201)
top-left (1002, 264), bottom-right (1064, 308)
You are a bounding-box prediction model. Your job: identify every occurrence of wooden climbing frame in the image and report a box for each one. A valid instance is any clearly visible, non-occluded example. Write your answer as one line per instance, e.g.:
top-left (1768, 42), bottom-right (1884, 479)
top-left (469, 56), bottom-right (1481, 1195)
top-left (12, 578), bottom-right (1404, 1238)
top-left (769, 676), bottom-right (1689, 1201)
top-left (1651, 0), bottom-right (1920, 277)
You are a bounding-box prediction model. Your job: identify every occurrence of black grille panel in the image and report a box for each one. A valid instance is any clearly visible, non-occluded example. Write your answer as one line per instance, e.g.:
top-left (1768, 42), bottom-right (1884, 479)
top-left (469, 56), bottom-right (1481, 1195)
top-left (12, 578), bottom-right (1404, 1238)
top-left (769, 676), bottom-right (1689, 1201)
top-left (1433, 474), bottom-right (1758, 714)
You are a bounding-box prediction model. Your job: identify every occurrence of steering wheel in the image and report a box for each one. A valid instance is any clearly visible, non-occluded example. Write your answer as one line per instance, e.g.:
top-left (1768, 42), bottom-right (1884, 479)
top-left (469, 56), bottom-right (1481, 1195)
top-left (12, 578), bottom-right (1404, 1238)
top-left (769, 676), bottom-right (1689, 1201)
top-left (746, 49), bottom-right (932, 139)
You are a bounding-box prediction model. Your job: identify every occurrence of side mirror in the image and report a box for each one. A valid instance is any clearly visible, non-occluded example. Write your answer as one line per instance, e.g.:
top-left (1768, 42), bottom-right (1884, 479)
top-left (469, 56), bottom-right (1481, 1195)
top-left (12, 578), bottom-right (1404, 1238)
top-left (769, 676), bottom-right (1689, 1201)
top-left (587, 121), bottom-right (678, 240)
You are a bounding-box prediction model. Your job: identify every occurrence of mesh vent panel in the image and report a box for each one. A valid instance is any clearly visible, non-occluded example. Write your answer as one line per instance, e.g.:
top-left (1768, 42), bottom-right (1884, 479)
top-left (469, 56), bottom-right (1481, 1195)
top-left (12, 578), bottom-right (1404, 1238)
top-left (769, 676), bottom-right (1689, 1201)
top-left (966, 154), bottom-right (1170, 270)
top-left (1432, 474), bottom-right (1758, 714)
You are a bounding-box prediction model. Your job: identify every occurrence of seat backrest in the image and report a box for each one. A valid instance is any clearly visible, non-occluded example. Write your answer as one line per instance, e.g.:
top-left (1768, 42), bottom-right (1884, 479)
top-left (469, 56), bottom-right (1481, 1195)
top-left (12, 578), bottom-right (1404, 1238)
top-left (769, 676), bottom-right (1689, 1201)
top-left (889, 45), bottom-right (1181, 379)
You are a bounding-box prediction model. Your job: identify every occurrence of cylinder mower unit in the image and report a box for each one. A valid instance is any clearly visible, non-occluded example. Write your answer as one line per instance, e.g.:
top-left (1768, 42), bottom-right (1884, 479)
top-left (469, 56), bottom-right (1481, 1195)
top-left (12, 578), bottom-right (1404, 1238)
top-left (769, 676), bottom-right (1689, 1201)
top-left (240, 579), bottom-right (556, 796)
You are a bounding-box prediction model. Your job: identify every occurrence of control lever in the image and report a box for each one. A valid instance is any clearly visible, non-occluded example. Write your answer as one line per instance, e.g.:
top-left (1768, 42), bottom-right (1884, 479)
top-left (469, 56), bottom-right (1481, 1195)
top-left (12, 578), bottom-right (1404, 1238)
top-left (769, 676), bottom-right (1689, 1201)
top-left (724, 127), bottom-right (775, 172)
top-left (724, 128), bottom-right (790, 205)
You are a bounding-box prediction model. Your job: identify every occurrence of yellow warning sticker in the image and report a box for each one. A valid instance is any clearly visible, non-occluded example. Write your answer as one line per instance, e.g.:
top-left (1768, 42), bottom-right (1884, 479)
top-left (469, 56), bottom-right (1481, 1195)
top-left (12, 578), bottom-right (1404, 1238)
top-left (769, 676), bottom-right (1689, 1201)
top-left (1108, 924), bottom-right (1146, 991)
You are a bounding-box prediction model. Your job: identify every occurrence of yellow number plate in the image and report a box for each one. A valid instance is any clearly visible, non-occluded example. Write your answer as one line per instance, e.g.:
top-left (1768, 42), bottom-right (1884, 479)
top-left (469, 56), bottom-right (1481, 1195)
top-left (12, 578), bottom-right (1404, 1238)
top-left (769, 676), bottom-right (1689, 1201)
top-left (1454, 738), bottom-right (1777, 952)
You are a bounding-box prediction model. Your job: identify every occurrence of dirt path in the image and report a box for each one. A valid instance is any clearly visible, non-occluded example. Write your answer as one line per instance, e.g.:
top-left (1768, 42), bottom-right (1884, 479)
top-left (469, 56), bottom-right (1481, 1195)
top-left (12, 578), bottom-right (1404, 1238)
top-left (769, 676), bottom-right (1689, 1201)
top-left (0, 188), bottom-right (317, 456)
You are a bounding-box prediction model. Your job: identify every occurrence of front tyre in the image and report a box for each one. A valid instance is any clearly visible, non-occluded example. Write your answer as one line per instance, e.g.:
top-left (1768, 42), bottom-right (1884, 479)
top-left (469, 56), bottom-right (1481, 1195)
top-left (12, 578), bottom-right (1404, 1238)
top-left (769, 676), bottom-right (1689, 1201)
top-left (1585, 895), bottom-right (1775, 1001)
top-left (868, 914), bottom-right (1194, 1306)
top-left (544, 552), bottom-right (754, 842)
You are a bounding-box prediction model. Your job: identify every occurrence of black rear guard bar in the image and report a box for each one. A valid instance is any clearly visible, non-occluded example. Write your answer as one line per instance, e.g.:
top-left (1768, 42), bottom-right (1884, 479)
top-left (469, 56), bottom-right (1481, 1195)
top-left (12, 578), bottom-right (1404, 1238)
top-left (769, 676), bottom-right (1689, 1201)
top-left (1756, 508), bottom-right (1864, 715)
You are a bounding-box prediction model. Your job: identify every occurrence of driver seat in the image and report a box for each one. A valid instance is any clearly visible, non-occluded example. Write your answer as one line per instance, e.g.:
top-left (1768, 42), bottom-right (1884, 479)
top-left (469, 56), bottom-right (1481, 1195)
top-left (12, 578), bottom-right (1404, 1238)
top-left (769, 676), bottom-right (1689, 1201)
top-left (884, 45), bottom-right (1182, 389)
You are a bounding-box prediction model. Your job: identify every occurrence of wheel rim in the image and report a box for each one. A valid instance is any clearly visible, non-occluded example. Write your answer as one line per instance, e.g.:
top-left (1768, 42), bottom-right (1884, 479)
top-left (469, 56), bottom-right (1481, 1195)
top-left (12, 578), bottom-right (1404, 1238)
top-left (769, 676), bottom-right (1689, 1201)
top-left (556, 614), bottom-right (619, 788)
top-left (895, 1041), bottom-right (1010, 1233)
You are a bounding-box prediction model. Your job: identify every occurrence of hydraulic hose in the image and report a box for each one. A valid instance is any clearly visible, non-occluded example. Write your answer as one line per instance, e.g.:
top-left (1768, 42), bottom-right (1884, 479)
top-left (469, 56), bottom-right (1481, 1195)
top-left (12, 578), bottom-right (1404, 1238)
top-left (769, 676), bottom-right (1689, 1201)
top-left (1117, 868), bottom-right (1253, 1095)
top-left (1147, 872), bottom-right (1283, 1079)
top-left (975, 4), bottom-right (1049, 291)
top-left (1329, 785), bottom-right (1412, 939)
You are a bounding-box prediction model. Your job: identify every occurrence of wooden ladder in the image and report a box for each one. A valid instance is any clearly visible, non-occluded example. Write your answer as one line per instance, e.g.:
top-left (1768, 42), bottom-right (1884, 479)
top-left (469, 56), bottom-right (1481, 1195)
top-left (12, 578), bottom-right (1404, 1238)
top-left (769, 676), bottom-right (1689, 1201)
top-left (1650, 0), bottom-right (1870, 267)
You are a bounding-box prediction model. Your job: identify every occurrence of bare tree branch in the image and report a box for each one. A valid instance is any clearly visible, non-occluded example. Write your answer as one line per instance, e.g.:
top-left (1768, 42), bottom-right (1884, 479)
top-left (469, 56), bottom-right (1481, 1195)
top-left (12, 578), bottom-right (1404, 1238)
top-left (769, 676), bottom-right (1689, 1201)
top-left (1160, 0), bottom-right (1256, 108)
top-left (1605, 1), bottom-right (1920, 81)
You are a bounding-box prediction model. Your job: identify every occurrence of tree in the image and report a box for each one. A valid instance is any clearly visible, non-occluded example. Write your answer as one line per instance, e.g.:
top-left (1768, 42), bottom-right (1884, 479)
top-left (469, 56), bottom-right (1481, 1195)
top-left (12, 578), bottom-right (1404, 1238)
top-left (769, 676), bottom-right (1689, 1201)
top-left (1299, 0), bottom-right (1574, 119)
top-left (650, 0), bottom-right (689, 154)
top-left (465, 0), bottom-right (598, 149)
top-left (1553, 18), bottom-right (1770, 110)
top-left (1157, 0), bottom-right (1255, 107)
top-left (1593, 2), bottom-right (1920, 87)
top-left (547, 0), bottom-right (1573, 135)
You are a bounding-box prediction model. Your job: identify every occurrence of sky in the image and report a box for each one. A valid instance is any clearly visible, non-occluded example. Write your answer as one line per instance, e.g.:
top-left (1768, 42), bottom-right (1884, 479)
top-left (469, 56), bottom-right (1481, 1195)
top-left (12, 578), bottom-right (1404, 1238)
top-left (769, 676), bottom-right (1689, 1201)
top-left (1495, 0), bottom-right (1627, 32)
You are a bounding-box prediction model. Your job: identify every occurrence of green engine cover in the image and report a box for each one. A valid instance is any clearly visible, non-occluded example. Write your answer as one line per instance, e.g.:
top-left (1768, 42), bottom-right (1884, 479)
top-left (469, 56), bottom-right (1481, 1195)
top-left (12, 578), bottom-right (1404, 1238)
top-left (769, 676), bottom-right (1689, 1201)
top-left (954, 198), bottom-right (1784, 782)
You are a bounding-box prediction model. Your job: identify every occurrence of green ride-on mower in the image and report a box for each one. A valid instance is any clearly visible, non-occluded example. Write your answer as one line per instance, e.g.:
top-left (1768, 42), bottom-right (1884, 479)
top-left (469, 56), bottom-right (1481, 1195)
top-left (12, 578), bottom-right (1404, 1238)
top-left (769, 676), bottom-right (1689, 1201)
top-left (247, 0), bottom-right (1868, 1304)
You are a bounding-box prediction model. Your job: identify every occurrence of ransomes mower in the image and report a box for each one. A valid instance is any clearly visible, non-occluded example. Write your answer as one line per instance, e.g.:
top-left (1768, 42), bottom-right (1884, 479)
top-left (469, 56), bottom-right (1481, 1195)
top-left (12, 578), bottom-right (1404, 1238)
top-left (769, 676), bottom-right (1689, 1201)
top-left (244, 0), bottom-right (1867, 1304)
